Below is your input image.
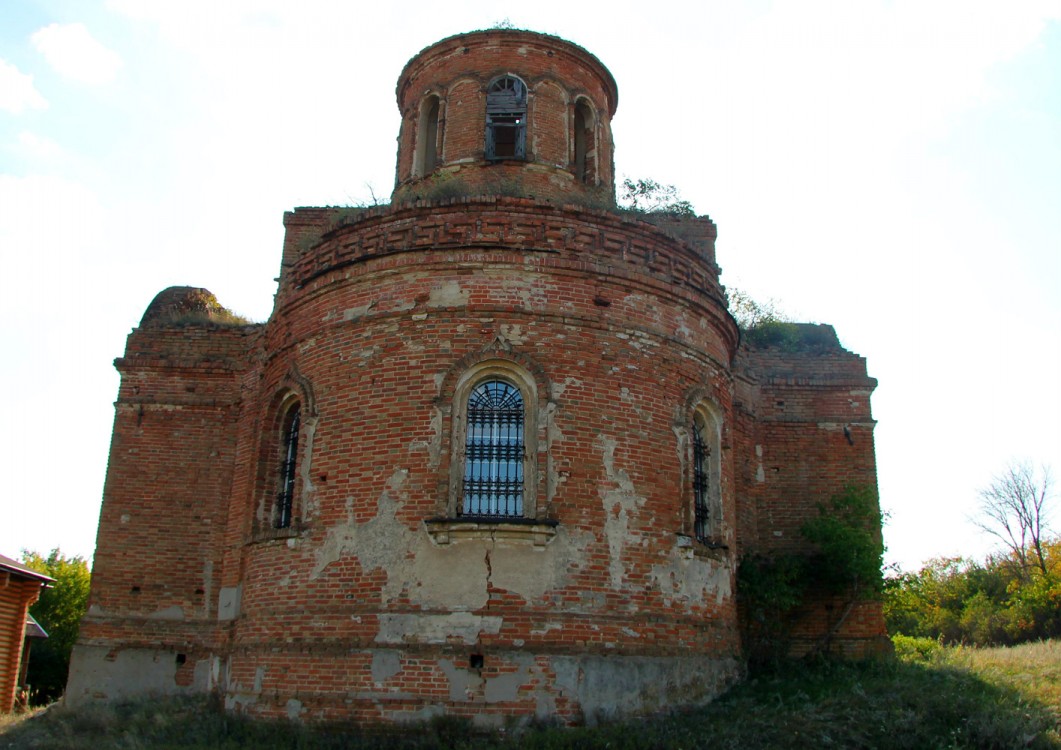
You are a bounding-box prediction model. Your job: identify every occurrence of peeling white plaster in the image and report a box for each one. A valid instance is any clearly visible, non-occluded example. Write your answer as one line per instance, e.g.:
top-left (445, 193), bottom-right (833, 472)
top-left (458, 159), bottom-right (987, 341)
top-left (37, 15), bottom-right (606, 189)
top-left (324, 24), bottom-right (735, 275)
top-left (649, 544), bottom-right (732, 608)
top-left (428, 280), bottom-right (469, 308)
top-left (376, 612), bottom-right (503, 645)
top-left (551, 376), bottom-right (583, 400)
top-left (311, 468), bottom-right (415, 582)
top-left (343, 304), bottom-right (375, 322)
top-left (438, 659), bottom-right (483, 702)
top-left (596, 435), bottom-right (645, 590)
top-left (146, 605), bottom-right (185, 621)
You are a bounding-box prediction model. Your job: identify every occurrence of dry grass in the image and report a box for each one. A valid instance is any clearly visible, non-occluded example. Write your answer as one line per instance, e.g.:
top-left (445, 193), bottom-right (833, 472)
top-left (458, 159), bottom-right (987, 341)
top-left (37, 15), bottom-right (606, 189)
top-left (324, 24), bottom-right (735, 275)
top-left (2, 642), bottom-right (1060, 749)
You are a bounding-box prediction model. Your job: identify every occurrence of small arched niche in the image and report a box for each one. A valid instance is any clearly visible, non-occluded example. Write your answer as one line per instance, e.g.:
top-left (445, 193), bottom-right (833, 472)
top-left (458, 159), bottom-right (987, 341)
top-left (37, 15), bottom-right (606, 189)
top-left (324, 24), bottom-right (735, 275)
top-left (573, 98), bottom-right (596, 184)
top-left (414, 94), bottom-right (441, 177)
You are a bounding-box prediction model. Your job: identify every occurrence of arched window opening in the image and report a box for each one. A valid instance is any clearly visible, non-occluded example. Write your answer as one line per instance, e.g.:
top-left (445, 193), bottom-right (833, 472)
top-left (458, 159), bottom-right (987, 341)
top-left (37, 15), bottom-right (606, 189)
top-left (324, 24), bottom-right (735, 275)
top-left (462, 380), bottom-right (524, 517)
top-left (690, 404), bottom-right (722, 544)
top-left (692, 413), bottom-right (710, 542)
top-left (485, 77), bottom-right (526, 161)
top-left (415, 95), bottom-right (441, 176)
top-left (573, 100), bottom-right (594, 184)
top-left (275, 404), bottom-right (301, 529)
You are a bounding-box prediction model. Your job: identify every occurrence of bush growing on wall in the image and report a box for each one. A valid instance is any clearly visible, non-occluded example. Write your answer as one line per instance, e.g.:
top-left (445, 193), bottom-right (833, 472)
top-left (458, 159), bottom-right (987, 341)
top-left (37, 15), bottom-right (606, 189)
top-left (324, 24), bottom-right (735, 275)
top-left (739, 485), bottom-right (884, 668)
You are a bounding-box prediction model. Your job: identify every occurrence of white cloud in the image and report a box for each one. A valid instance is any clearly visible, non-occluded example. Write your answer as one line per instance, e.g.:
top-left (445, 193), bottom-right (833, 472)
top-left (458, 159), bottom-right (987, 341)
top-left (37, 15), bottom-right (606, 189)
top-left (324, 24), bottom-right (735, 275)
top-left (16, 130), bottom-right (64, 161)
top-left (31, 22), bottom-right (123, 85)
top-left (0, 59), bottom-right (48, 114)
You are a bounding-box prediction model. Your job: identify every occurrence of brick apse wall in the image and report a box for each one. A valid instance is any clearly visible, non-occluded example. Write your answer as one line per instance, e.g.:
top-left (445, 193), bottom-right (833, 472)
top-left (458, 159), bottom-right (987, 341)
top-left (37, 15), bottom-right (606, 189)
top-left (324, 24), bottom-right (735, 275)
top-left (68, 29), bottom-right (887, 727)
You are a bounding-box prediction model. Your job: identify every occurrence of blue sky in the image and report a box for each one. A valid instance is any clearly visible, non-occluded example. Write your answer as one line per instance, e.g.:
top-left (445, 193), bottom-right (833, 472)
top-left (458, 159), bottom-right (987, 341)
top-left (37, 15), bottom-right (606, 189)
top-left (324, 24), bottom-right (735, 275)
top-left (2, 0), bottom-right (1059, 571)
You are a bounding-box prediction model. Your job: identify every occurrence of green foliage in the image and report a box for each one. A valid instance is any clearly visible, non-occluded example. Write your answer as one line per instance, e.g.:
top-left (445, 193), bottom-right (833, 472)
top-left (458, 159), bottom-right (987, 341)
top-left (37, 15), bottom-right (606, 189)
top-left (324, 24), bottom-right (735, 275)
top-left (738, 552), bottom-right (808, 668)
top-left (739, 486), bottom-right (884, 666)
top-left (890, 634), bottom-right (943, 662)
top-left (20, 549), bottom-right (91, 704)
top-left (802, 485), bottom-right (885, 597)
top-left (5, 643), bottom-right (1060, 748)
top-left (617, 177), bottom-right (695, 216)
top-left (727, 288), bottom-right (789, 330)
top-left (885, 540), bottom-right (1061, 646)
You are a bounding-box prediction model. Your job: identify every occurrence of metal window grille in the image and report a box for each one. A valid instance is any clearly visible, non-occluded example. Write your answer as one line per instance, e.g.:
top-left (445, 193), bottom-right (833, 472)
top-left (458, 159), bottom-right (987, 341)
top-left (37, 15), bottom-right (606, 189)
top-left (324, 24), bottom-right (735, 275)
top-left (485, 77), bottom-right (526, 160)
top-left (275, 407), bottom-right (300, 529)
top-left (692, 421), bottom-right (710, 542)
top-left (462, 380), bottom-right (524, 517)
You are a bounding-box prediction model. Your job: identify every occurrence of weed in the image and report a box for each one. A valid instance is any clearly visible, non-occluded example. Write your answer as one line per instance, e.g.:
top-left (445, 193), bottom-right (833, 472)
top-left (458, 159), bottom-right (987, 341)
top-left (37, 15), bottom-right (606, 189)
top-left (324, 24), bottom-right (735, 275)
top-left (3, 644), bottom-right (1060, 749)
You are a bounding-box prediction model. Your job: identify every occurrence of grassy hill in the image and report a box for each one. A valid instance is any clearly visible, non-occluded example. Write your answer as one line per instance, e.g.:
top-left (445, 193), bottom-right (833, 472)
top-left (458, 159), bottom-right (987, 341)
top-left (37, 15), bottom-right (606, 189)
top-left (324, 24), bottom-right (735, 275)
top-left (3, 639), bottom-right (1059, 749)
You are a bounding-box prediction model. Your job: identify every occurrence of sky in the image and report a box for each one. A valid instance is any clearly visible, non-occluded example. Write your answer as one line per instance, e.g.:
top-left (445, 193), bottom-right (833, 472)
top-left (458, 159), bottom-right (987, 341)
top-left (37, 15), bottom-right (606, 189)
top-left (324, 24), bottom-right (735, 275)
top-left (1, 0), bottom-right (1059, 572)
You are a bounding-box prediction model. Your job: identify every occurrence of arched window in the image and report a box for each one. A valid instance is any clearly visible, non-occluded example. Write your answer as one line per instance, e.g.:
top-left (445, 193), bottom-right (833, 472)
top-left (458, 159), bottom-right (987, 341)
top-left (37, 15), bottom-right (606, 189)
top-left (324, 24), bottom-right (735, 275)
top-left (275, 403), bottom-right (301, 529)
top-left (690, 404), bottom-right (722, 543)
top-left (485, 76), bottom-right (526, 161)
top-left (415, 95), bottom-right (441, 176)
top-left (573, 99), bottom-right (594, 184)
top-left (462, 380), bottom-right (524, 517)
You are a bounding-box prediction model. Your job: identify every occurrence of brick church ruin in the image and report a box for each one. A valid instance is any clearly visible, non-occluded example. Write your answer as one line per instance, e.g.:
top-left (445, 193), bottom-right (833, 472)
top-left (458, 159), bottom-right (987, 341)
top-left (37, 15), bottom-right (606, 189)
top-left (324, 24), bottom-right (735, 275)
top-left (69, 29), bottom-right (886, 724)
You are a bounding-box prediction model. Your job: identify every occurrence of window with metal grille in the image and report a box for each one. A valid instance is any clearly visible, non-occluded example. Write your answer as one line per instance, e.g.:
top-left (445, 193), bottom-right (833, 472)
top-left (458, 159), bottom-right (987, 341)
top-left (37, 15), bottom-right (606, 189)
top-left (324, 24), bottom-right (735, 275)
top-left (485, 77), bottom-right (526, 161)
top-left (692, 413), bottom-right (710, 542)
top-left (462, 380), bottom-right (524, 517)
top-left (275, 405), bottom-right (300, 529)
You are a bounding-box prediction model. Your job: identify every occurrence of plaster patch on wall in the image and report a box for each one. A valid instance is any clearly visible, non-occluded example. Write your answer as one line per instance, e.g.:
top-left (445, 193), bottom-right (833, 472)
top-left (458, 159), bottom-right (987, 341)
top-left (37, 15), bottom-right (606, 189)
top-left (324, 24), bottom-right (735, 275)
top-left (147, 605), bottom-right (185, 621)
top-left (649, 546), bottom-right (732, 608)
top-left (619, 386), bottom-right (651, 425)
top-left (217, 584), bottom-right (242, 621)
top-left (428, 407), bottom-right (443, 468)
top-left (484, 654), bottom-right (533, 703)
top-left (311, 468), bottom-right (416, 581)
top-left (499, 323), bottom-right (526, 344)
top-left (675, 311), bottom-right (693, 340)
top-left (299, 416), bottom-right (319, 520)
top-left (428, 280), bottom-right (469, 308)
top-left (371, 650), bottom-right (401, 684)
top-left (550, 376), bottom-right (582, 400)
top-left (544, 401), bottom-right (564, 504)
top-left (343, 303), bottom-right (376, 322)
top-left (438, 658), bottom-right (483, 702)
top-left (66, 645), bottom-right (207, 706)
top-left (596, 435), bottom-right (645, 590)
top-left (376, 612), bottom-right (503, 645)
top-left (407, 407), bottom-right (442, 466)
top-left (404, 541), bottom-right (491, 609)
top-left (489, 525), bottom-right (592, 603)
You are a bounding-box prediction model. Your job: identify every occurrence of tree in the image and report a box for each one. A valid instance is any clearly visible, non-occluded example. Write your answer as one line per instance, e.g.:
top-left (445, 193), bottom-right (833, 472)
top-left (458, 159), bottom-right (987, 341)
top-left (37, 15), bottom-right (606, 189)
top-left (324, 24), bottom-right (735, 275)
top-left (617, 177), bottom-right (695, 216)
top-left (20, 549), bottom-right (91, 704)
top-left (974, 462), bottom-right (1053, 579)
top-left (727, 288), bottom-right (789, 330)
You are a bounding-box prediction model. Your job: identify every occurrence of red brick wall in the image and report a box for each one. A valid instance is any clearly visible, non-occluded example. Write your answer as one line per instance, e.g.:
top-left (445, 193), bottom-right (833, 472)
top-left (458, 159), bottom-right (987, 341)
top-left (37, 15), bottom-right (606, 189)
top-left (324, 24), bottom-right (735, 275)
top-left (71, 28), bottom-right (885, 722)
top-left (80, 321), bottom-right (255, 658)
top-left (733, 330), bottom-right (887, 649)
top-left (393, 30), bottom-right (617, 205)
